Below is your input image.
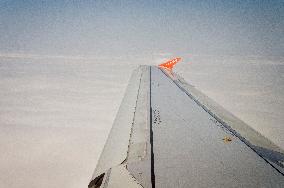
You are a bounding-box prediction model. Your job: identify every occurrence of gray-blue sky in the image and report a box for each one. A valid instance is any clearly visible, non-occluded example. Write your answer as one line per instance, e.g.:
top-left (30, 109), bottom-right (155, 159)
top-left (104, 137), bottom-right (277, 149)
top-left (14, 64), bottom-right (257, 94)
top-left (0, 0), bottom-right (283, 57)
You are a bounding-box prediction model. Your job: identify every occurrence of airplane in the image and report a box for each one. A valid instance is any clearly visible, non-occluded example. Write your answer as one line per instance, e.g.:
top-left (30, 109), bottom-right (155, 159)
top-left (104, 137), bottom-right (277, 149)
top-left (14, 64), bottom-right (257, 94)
top-left (88, 58), bottom-right (284, 188)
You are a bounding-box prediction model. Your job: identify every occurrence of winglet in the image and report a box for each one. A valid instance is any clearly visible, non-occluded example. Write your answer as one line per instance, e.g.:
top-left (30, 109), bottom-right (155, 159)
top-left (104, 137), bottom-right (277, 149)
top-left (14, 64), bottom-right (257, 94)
top-left (158, 57), bottom-right (182, 71)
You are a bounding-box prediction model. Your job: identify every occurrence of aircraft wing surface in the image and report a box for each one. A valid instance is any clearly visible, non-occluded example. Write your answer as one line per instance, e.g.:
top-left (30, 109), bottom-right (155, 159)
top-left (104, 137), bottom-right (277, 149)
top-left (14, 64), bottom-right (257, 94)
top-left (89, 65), bottom-right (284, 188)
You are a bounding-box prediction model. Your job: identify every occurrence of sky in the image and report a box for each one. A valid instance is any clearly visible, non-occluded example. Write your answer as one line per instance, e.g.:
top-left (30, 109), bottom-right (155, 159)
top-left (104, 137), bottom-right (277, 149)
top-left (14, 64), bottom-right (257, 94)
top-left (0, 0), bottom-right (283, 58)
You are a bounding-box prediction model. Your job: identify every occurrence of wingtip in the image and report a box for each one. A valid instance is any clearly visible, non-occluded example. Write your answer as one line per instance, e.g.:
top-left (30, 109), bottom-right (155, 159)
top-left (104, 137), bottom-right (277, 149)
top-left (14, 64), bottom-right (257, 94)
top-left (158, 57), bottom-right (182, 71)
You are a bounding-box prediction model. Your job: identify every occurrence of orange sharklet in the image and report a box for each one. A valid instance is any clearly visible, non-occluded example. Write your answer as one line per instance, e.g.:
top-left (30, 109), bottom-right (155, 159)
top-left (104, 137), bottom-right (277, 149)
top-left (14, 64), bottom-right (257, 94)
top-left (158, 57), bottom-right (182, 71)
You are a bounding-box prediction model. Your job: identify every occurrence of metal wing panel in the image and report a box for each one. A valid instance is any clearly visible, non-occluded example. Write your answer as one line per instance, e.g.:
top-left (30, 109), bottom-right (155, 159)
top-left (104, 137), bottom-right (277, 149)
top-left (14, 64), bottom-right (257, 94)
top-left (91, 67), bottom-right (143, 179)
top-left (151, 66), bottom-right (284, 187)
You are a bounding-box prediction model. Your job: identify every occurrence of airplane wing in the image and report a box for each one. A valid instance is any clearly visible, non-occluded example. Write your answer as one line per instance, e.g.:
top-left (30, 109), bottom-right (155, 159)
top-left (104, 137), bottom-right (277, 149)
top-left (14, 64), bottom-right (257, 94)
top-left (88, 64), bottom-right (284, 188)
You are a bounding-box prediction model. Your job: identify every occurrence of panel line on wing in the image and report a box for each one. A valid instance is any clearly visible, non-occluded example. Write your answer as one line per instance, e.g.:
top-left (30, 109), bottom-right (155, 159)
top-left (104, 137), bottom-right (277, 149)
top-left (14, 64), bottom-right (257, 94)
top-left (150, 66), bottom-right (156, 188)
